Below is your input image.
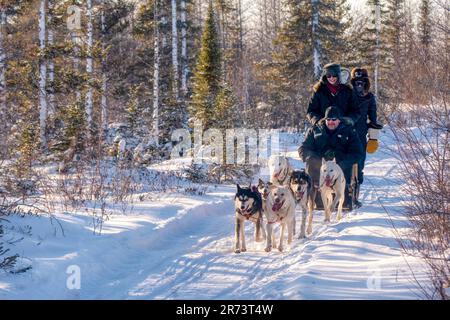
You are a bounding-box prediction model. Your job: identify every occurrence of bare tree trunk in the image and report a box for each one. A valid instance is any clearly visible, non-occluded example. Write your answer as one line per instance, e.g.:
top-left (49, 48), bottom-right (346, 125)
top-left (375, 1), bottom-right (380, 97)
top-left (39, 0), bottom-right (48, 150)
top-left (153, 0), bottom-right (160, 147)
top-left (47, 0), bottom-right (55, 115)
top-left (101, 1), bottom-right (108, 138)
top-left (86, 0), bottom-right (94, 136)
top-left (312, 0), bottom-right (321, 79)
top-left (0, 9), bottom-right (6, 119)
top-left (181, 0), bottom-right (188, 96)
top-left (172, 0), bottom-right (179, 101)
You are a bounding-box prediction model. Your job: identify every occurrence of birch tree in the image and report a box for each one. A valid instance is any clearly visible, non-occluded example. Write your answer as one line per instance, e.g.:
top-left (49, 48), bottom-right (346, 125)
top-left (85, 0), bottom-right (94, 135)
top-left (153, 0), bottom-right (160, 146)
top-left (39, 0), bottom-right (47, 149)
top-left (101, 0), bottom-right (108, 137)
top-left (0, 8), bottom-right (6, 119)
top-left (47, 0), bottom-right (55, 115)
top-left (311, 0), bottom-right (321, 79)
top-left (375, 1), bottom-right (380, 97)
top-left (180, 0), bottom-right (188, 96)
top-left (171, 0), bottom-right (179, 100)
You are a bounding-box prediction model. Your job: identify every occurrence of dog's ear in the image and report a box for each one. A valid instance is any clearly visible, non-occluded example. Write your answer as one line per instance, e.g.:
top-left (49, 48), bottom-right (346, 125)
top-left (258, 178), bottom-right (264, 186)
top-left (322, 158), bottom-right (326, 165)
top-left (237, 184), bottom-right (241, 191)
top-left (332, 157), bottom-right (336, 163)
top-left (267, 181), bottom-right (273, 186)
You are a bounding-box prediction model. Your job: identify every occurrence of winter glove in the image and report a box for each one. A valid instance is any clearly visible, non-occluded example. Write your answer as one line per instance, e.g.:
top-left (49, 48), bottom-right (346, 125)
top-left (341, 117), bottom-right (354, 126)
top-left (366, 139), bottom-right (379, 154)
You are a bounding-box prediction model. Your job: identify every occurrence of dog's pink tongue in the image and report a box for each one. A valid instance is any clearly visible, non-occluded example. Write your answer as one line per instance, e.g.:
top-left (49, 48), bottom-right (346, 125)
top-left (272, 201), bottom-right (284, 211)
top-left (325, 176), bottom-right (332, 187)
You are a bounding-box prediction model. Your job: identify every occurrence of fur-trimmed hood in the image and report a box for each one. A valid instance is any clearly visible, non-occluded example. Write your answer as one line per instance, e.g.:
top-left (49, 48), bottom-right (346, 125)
top-left (350, 67), bottom-right (371, 93)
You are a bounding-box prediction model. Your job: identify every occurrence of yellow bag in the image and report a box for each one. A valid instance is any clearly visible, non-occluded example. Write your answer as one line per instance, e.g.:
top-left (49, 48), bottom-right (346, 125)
top-left (366, 139), bottom-right (379, 154)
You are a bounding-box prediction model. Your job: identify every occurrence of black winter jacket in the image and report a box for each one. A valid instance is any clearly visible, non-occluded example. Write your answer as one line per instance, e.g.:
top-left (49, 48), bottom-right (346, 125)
top-left (306, 81), bottom-right (361, 126)
top-left (353, 92), bottom-right (377, 142)
top-left (298, 120), bottom-right (363, 170)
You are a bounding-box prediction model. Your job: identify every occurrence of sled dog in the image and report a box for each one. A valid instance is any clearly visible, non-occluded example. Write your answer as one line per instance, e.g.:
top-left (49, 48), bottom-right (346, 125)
top-left (268, 155), bottom-right (293, 186)
top-left (234, 184), bottom-right (266, 253)
top-left (290, 169), bottom-right (314, 238)
top-left (319, 158), bottom-right (346, 222)
top-left (257, 179), bottom-right (271, 212)
top-left (264, 184), bottom-right (296, 252)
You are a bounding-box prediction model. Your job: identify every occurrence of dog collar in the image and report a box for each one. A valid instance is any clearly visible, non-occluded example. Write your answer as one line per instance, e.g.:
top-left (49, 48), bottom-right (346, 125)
top-left (238, 206), bottom-right (257, 219)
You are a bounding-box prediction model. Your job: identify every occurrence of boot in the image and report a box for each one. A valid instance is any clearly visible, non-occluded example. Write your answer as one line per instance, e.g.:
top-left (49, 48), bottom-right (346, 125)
top-left (343, 184), bottom-right (353, 211)
top-left (354, 183), bottom-right (362, 209)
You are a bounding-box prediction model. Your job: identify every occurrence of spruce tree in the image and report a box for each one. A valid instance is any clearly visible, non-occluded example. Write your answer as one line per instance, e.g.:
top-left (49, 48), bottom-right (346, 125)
top-left (190, 2), bottom-right (222, 130)
top-left (419, 0), bottom-right (432, 58)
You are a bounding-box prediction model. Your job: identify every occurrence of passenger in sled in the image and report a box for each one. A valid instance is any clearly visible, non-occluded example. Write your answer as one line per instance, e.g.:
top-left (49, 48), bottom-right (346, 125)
top-left (306, 63), bottom-right (361, 128)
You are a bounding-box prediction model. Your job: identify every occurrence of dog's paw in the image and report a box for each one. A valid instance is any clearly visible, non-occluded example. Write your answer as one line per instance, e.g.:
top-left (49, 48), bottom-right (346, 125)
top-left (337, 214), bottom-right (342, 220)
top-left (265, 246), bottom-right (272, 252)
top-left (241, 247), bottom-right (247, 252)
top-left (298, 233), bottom-right (306, 239)
top-left (278, 245), bottom-right (284, 252)
top-left (234, 249), bottom-right (241, 254)
top-left (307, 227), bottom-right (312, 234)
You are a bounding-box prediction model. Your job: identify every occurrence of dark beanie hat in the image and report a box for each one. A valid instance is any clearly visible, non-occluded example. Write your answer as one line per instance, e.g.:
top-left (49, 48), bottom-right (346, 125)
top-left (324, 106), bottom-right (342, 119)
top-left (323, 63), bottom-right (341, 77)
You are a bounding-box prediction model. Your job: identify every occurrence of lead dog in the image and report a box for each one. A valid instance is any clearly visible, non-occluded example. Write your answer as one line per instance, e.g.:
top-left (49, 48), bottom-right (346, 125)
top-left (234, 184), bottom-right (266, 253)
top-left (264, 184), bottom-right (296, 252)
top-left (319, 158), bottom-right (346, 222)
top-left (268, 155), bottom-right (292, 186)
top-left (290, 169), bottom-right (314, 238)
top-left (257, 179), bottom-right (271, 213)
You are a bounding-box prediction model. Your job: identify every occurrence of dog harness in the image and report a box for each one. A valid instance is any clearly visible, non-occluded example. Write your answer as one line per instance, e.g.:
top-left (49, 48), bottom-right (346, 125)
top-left (267, 201), bottom-right (287, 224)
top-left (237, 205), bottom-right (260, 222)
top-left (273, 167), bottom-right (290, 185)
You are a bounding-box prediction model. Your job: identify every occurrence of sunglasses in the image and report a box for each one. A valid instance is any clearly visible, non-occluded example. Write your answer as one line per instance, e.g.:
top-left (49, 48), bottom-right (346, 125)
top-left (326, 74), bottom-right (338, 79)
top-left (326, 118), bottom-right (338, 121)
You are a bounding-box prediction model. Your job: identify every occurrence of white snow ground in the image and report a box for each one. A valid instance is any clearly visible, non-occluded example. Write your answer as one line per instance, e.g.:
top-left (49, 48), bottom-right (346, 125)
top-left (0, 129), bottom-right (429, 299)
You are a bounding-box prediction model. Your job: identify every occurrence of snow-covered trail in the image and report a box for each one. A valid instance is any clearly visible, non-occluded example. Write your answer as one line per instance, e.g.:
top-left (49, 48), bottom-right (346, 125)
top-left (0, 131), bottom-right (427, 299)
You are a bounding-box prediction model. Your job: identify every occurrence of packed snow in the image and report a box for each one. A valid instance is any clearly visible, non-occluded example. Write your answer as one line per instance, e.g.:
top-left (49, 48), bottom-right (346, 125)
top-left (0, 128), bottom-right (429, 299)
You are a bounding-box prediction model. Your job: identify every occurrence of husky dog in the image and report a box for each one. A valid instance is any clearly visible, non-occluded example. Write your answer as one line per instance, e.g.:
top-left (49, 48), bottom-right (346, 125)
top-left (257, 179), bottom-right (271, 213)
top-left (268, 155), bottom-right (293, 186)
top-left (264, 184), bottom-right (296, 252)
top-left (290, 169), bottom-right (314, 238)
top-left (234, 184), bottom-right (266, 253)
top-left (319, 158), bottom-right (346, 222)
